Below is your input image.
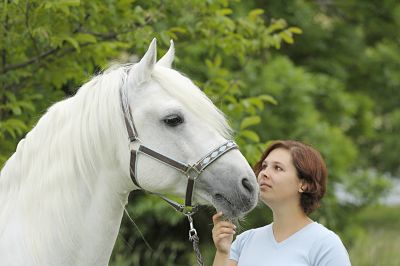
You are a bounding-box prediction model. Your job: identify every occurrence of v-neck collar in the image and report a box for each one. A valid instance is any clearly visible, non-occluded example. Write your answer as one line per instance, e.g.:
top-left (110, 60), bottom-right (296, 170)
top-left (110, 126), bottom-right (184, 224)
top-left (269, 222), bottom-right (316, 248)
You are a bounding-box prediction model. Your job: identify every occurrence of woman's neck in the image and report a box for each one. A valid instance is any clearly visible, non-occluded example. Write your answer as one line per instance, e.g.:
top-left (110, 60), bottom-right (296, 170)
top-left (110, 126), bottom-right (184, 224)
top-left (271, 205), bottom-right (313, 243)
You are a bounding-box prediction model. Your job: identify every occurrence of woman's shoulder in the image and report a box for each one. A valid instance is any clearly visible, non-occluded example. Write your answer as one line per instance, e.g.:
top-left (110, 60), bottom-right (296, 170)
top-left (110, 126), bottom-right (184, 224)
top-left (308, 222), bottom-right (349, 254)
top-left (308, 223), bottom-right (351, 265)
top-left (309, 222), bottom-right (344, 242)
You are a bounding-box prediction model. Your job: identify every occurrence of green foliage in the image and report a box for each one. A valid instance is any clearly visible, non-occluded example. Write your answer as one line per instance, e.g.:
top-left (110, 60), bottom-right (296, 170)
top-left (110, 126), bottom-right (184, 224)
top-left (0, 0), bottom-right (145, 166)
top-left (259, 0), bottom-right (400, 177)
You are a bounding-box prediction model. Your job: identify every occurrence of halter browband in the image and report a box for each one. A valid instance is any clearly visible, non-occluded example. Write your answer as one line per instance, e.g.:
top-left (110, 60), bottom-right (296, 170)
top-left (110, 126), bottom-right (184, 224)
top-left (120, 91), bottom-right (238, 214)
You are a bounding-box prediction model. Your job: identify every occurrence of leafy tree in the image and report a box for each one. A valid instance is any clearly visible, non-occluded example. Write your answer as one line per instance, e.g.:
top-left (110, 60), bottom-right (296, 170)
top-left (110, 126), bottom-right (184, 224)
top-left (257, 0), bottom-right (400, 178)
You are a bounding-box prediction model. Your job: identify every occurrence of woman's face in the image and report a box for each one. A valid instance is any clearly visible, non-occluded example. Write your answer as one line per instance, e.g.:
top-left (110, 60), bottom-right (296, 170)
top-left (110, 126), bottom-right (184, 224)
top-left (257, 148), bottom-right (303, 208)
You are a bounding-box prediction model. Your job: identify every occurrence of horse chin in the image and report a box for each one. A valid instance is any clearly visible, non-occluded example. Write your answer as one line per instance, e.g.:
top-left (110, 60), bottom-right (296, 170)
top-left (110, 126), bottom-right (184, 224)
top-left (211, 193), bottom-right (253, 219)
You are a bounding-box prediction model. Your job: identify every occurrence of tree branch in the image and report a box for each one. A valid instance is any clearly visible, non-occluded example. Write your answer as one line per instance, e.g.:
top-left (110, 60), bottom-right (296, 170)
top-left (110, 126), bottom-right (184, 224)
top-left (25, 0), bottom-right (40, 55)
top-left (0, 31), bottom-right (122, 74)
top-left (2, 1), bottom-right (10, 71)
top-left (1, 1), bottom-right (11, 121)
top-left (0, 4), bottom-right (151, 76)
top-left (1, 47), bottom-right (60, 74)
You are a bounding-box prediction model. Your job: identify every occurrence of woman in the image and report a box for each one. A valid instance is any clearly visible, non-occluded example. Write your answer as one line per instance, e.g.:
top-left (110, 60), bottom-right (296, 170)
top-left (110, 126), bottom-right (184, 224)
top-left (212, 140), bottom-right (351, 266)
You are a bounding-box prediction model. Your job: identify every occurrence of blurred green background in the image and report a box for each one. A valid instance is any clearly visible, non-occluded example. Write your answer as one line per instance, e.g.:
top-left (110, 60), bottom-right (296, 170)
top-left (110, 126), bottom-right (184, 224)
top-left (1, 0), bottom-right (399, 265)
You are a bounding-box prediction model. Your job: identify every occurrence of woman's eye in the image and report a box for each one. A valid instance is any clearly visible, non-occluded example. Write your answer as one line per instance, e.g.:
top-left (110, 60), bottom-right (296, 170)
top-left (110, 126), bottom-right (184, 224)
top-left (163, 115), bottom-right (184, 127)
top-left (275, 165), bottom-right (283, 171)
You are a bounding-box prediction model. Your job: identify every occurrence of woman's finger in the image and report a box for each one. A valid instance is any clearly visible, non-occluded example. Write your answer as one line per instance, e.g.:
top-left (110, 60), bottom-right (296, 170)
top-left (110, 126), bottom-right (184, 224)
top-left (215, 227), bottom-right (236, 235)
top-left (212, 212), bottom-right (224, 224)
top-left (216, 221), bottom-right (236, 228)
top-left (216, 233), bottom-right (235, 240)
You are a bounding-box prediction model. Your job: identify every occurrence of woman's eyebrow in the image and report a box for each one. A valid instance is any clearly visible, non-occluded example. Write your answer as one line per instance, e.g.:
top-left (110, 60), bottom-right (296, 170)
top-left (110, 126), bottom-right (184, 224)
top-left (263, 160), bottom-right (285, 166)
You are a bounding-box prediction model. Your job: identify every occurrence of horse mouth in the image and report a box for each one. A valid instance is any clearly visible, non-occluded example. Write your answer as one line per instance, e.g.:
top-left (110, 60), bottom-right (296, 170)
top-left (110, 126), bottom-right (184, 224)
top-left (214, 193), bottom-right (232, 206)
top-left (213, 193), bottom-right (241, 218)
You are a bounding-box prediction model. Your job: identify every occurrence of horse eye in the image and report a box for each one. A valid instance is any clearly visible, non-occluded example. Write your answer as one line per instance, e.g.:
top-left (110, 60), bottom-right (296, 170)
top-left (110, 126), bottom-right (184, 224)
top-left (163, 115), bottom-right (184, 127)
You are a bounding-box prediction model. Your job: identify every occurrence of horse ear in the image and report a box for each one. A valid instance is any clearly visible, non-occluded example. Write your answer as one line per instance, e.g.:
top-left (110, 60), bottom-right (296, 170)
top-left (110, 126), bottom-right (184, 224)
top-left (157, 40), bottom-right (175, 68)
top-left (128, 38), bottom-right (157, 85)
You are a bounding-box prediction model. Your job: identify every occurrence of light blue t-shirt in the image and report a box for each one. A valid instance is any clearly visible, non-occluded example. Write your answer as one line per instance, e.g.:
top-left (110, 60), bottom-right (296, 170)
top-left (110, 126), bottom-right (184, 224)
top-left (230, 222), bottom-right (351, 266)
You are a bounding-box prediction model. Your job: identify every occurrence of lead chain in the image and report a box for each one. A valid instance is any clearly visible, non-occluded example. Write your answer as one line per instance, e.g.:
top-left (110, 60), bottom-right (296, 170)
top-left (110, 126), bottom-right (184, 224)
top-left (186, 214), bottom-right (205, 266)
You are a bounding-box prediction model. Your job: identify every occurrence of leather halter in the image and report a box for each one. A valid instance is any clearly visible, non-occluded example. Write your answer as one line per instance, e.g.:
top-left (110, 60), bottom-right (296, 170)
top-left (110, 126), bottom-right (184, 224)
top-left (120, 91), bottom-right (238, 214)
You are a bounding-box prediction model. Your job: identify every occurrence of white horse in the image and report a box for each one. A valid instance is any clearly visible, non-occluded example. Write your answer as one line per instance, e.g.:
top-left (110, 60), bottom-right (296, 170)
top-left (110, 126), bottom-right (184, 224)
top-left (0, 39), bottom-right (258, 265)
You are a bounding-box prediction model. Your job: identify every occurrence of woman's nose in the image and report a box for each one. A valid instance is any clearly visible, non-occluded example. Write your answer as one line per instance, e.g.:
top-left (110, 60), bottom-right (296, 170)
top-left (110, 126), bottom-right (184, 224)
top-left (259, 167), bottom-right (270, 179)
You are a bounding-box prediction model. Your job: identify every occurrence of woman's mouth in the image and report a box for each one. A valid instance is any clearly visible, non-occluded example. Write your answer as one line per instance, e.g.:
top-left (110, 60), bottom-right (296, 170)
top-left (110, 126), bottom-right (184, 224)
top-left (259, 182), bottom-right (272, 189)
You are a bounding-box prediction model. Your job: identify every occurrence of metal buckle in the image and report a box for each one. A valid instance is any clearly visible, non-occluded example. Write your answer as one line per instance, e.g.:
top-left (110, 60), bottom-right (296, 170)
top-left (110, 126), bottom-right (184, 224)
top-left (128, 137), bottom-right (142, 150)
top-left (182, 205), bottom-right (197, 215)
top-left (185, 165), bottom-right (201, 180)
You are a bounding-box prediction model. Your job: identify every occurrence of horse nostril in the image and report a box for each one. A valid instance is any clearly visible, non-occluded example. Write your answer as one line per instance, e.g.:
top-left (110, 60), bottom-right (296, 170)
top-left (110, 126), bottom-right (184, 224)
top-left (241, 178), bottom-right (253, 193)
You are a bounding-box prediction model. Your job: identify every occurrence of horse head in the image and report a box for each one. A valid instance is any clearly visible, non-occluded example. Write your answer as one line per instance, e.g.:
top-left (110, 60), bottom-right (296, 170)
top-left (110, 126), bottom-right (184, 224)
top-left (122, 39), bottom-right (259, 218)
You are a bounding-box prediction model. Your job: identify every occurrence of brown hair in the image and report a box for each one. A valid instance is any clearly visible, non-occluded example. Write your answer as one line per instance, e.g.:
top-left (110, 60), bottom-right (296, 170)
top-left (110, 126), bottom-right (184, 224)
top-left (254, 140), bottom-right (327, 214)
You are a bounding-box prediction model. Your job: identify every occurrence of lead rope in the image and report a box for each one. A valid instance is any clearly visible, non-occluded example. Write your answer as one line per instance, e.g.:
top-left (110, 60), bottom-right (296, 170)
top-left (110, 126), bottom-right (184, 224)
top-left (186, 213), bottom-right (205, 266)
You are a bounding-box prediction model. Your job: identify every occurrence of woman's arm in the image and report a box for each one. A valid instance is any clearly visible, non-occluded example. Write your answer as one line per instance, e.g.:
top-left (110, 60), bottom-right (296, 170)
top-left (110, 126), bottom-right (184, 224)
top-left (212, 212), bottom-right (238, 266)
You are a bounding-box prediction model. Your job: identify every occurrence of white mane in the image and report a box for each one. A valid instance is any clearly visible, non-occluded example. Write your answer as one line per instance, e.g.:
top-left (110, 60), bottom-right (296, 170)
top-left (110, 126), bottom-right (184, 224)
top-left (0, 67), bottom-right (129, 263)
top-left (0, 63), bottom-right (231, 263)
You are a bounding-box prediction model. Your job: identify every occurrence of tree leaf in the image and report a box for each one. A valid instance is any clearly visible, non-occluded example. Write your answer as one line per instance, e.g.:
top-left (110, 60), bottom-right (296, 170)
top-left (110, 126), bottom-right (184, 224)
top-left (64, 37), bottom-right (80, 52)
top-left (248, 9), bottom-right (264, 20)
top-left (288, 27), bottom-right (303, 34)
top-left (241, 130), bottom-right (260, 142)
top-left (240, 116), bottom-right (261, 129)
top-left (75, 33), bottom-right (97, 44)
top-left (258, 94), bottom-right (278, 105)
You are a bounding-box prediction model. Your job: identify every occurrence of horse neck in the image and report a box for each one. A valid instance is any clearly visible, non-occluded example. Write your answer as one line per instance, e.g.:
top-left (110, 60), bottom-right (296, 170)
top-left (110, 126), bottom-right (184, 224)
top-left (0, 70), bottom-right (134, 265)
top-left (72, 170), bottom-right (131, 265)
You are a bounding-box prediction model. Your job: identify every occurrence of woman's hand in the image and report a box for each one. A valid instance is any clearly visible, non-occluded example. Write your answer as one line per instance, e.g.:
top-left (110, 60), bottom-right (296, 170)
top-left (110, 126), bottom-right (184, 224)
top-left (212, 212), bottom-right (236, 255)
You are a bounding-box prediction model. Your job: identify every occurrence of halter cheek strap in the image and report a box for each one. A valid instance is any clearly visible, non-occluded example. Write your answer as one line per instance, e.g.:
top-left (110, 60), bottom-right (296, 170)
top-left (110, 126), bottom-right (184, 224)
top-left (120, 91), bottom-right (238, 214)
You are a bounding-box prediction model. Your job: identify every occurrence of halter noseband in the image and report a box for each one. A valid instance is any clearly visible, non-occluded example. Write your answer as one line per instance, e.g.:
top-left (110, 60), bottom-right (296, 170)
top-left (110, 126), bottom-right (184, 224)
top-left (120, 91), bottom-right (238, 214)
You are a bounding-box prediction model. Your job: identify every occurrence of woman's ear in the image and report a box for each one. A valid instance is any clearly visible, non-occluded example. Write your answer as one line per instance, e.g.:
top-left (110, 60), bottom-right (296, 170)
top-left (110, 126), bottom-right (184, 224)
top-left (299, 182), bottom-right (309, 193)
